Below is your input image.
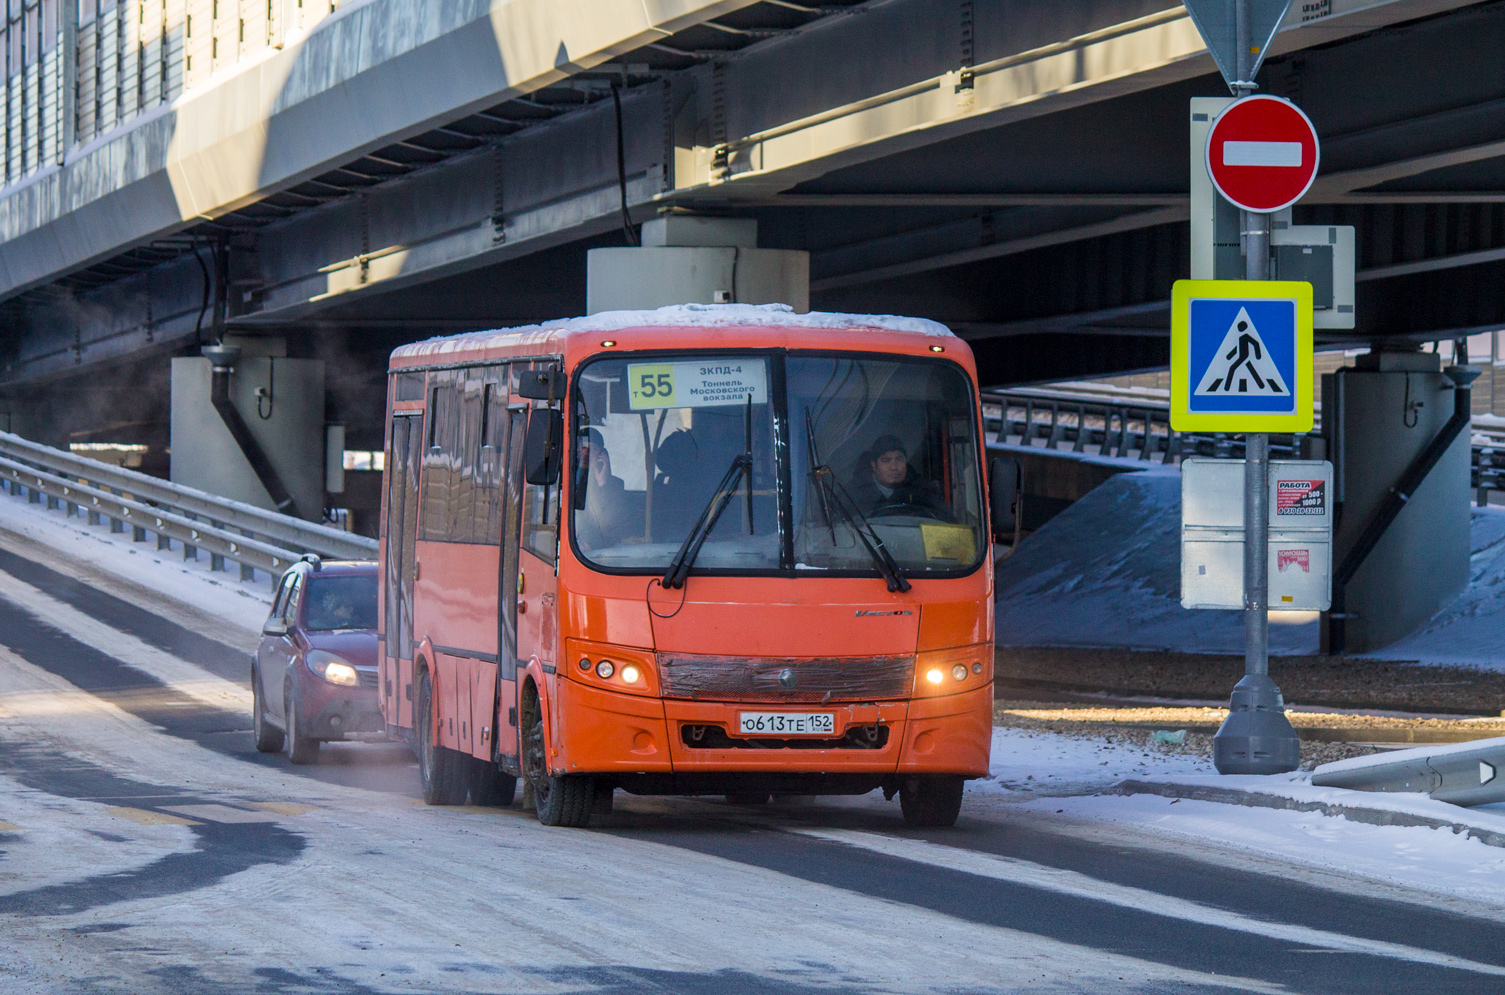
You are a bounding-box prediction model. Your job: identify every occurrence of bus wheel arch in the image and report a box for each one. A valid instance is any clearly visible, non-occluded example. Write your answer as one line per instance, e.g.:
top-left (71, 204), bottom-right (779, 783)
top-left (520, 677), bottom-right (592, 828)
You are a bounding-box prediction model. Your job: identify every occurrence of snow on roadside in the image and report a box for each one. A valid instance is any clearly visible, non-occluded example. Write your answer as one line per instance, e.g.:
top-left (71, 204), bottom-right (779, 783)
top-left (976, 726), bottom-right (1505, 907)
top-left (0, 485), bottom-right (272, 633)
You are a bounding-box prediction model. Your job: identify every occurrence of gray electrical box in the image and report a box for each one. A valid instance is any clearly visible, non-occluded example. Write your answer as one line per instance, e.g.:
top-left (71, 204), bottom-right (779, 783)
top-left (1181, 458), bottom-right (1334, 611)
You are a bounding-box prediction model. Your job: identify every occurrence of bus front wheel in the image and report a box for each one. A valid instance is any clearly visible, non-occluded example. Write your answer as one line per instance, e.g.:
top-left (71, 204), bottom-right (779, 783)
top-left (524, 704), bottom-right (593, 827)
top-left (899, 775), bottom-right (964, 828)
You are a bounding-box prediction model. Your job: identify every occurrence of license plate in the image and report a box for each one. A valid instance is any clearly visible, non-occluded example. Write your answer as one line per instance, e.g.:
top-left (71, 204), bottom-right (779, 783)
top-left (737, 712), bottom-right (835, 736)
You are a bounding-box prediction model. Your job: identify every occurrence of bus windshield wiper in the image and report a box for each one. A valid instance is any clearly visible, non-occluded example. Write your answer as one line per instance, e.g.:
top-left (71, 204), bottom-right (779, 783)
top-left (804, 415), bottom-right (910, 593)
top-left (661, 452), bottom-right (752, 590)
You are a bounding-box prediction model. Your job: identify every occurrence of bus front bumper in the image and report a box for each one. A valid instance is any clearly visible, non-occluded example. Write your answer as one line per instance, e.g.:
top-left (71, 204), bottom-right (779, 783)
top-left (551, 678), bottom-right (991, 779)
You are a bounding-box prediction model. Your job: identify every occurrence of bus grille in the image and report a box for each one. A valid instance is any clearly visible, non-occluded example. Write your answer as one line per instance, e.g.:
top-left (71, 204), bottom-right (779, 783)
top-left (656, 654), bottom-right (915, 703)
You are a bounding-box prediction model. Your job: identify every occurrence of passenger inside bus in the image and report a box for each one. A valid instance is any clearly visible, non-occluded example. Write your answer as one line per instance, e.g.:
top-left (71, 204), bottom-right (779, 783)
top-left (575, 428), bottom-right (641, 551)
top-left (846, 434), bottom-right (951, 521)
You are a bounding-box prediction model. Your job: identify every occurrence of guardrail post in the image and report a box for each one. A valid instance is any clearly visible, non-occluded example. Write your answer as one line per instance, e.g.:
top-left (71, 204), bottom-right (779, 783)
top-left (183, 513), bottom-right (197, 561)
top-left (110, 490), bottom-right (125, 533)
top-left (209, 520), bottom-right (224, 572)
top-left (240, 529), bottom-right (255, 582)
top-left (46, 493), bottom-right (59, 511)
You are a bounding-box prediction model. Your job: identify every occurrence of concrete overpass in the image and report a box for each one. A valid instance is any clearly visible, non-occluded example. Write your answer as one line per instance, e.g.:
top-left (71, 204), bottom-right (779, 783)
top-left (2, 0), bottom-right (1504, 446)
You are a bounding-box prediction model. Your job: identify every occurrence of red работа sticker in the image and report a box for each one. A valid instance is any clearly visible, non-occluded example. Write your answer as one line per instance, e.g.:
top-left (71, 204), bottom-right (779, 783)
top-left (1276, 479), bottom-right (1325, 515)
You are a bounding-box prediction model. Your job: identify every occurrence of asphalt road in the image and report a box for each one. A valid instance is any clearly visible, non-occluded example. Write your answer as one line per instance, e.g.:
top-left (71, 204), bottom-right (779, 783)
top-left (0, 533), bottom-right (1502, 994)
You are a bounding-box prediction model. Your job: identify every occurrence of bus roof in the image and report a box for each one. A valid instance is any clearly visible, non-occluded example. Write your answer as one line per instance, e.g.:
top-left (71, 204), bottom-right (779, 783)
top-left (389, 304), bottom-right (956, 365)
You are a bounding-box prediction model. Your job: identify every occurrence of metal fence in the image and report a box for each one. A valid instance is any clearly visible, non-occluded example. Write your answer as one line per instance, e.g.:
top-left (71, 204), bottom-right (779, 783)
top-left (0, 430), bottom-right (375, 583)
top-left (984, 386), bottom-right (1505, 498)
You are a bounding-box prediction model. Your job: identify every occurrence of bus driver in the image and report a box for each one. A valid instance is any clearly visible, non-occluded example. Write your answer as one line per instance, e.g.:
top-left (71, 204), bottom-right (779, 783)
top-left (848, 434), bottom-right (949, 519)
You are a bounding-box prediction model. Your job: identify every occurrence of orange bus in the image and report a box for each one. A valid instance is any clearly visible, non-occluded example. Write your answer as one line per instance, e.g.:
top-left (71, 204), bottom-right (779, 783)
top-left (378, 305), bottom-right (1006, 828)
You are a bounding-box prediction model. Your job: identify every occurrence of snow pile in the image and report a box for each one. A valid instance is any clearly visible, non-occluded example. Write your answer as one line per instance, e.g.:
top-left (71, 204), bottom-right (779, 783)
top-left (995, 469), bottom-right (1321, 655)
top-left (997, 467), bottom-right (1505, 666)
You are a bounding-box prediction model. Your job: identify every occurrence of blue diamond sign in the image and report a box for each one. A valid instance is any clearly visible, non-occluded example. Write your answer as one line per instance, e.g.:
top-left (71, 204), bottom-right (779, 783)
top-left (1171, 279), bottom-right (1313, 433)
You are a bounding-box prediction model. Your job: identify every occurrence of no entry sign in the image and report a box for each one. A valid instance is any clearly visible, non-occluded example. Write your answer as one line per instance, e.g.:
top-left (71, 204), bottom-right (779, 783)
top-left (1205, 95), bottom-right (1320, 214)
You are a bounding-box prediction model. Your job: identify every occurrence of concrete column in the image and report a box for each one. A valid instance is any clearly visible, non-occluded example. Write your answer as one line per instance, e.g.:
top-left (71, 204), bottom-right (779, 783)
top-left (1321, 350), bottom-right (1471, 652)
top-left (169, 336), bottom-right (326, 521)
top-left (586, 217), bottom-right (809, 314)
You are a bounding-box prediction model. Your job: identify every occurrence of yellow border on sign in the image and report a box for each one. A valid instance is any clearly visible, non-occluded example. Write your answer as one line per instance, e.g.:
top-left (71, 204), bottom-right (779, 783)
top-left (1170, 279), bottom-right (1314, 434)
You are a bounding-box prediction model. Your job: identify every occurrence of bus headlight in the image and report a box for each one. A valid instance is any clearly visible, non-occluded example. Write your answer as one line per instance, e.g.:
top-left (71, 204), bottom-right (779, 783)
top-left (951, 664), bottom-right (969, 682)
top-left (913, 645), bottom-right (993, 696)
top-left (925, 668), bottom-right (945, 685)
top-left (596, 660), bottom-right (615, 679)
top-left (620, 665), bottom-right (641, 685)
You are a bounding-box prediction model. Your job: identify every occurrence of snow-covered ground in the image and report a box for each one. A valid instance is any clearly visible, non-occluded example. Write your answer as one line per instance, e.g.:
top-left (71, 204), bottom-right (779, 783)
top-left (976, 726), bottom-right (1505, 908)
top-left (997, 467), bottom-right (1505, 666)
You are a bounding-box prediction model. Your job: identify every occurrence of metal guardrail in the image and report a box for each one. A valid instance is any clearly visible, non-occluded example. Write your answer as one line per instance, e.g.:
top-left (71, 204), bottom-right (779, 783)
top-left (0, 430), bottom-right (376, 582)
top-left (984, 387), bottom-right (1505, 497)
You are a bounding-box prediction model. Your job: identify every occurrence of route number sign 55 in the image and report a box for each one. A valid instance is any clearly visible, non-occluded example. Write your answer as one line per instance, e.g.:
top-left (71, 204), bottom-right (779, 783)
top-left (627, 360), bottom-right (769, 411)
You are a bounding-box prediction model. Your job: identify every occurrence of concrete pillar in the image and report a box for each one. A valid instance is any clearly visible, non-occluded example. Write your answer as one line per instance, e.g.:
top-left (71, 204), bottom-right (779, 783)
top-left (1321, 350), bottom-right (1471, 652)
top-left (170, 336), bottom-right (326, 521)
top-left (586, 217), bottom-right (809, 314)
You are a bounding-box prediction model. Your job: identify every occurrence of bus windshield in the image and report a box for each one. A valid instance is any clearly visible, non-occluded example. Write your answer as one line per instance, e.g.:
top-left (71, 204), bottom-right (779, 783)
top-left (571, 352), bottom-right (984, 577)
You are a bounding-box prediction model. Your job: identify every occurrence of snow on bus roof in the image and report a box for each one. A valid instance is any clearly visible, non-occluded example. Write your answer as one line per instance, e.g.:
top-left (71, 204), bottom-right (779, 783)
top-left (391, 304), bottom-right (955, 359)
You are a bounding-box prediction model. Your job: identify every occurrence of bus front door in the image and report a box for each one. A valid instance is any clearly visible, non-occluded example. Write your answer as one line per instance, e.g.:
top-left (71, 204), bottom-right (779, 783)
top-left (385, 413), bottom-right (423, 728)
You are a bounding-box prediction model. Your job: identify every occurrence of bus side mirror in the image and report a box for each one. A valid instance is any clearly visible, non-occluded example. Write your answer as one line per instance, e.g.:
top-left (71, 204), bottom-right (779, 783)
top-left (989, 456), bottom-right (1022, 545)
top-left (524, 409), bottom-right (563, 485)
top-left (516, 369), bottom-right (563, 401)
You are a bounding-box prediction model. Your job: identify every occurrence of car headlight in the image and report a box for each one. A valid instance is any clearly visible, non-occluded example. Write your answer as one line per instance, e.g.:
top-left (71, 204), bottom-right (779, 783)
top-left (307, 651), bottom-right (360, 686)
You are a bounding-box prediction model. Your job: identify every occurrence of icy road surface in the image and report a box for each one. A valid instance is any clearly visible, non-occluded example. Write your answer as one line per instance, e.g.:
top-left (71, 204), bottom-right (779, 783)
top-left (0, 516), bottom-right (1504, 992)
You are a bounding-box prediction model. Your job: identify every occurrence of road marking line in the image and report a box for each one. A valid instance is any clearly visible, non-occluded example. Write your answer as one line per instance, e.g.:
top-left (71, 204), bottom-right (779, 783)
top-left (160, 804), bottom-right (276, 823)
top-left (105, 806), bottom-right (200, 826)
top-left (0, 820), bottom-right (22, 831)
top-left (247, 802), bottom-right (317, 816)
top-left (793, 827), bottom-right (1505, 977)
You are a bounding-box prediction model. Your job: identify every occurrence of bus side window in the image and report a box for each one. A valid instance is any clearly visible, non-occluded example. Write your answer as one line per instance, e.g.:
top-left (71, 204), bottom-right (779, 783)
top-left (522, 458), bottom-right (559, 565)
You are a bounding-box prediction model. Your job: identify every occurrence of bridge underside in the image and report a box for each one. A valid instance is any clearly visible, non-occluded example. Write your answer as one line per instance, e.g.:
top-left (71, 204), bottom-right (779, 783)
top-left (4, 0), bottom-right (1505, 455)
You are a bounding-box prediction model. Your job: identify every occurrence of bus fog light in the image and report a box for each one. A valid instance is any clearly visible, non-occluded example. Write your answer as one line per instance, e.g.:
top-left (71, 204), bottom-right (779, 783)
top-left (925, 668), bottom-right (944, 685)
top-left (578, 658), bottom-right (591, 671)
top-left (620, 665), bottom-right (641, 685)
top-left (951, 664), bottom-right (968, 682)
top-left (596, 660), bottom-right (615, 679)
top-left (972, 662), bottom-right (983, 674)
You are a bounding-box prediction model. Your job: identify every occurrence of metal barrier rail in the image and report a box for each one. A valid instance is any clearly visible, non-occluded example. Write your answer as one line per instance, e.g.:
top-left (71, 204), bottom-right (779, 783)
top-left (983, 387), bottom-right (1505, 496)
top-left (0, 430), bottom-right (376, 580)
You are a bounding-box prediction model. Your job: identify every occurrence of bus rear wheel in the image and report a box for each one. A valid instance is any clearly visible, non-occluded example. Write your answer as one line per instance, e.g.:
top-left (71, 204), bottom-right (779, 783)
top-left (899, 775), bottom-right (964, 828)
top-left (416, 671), bottom-right (465, 805)
top-left (524, 705), bottom-right (592, 827)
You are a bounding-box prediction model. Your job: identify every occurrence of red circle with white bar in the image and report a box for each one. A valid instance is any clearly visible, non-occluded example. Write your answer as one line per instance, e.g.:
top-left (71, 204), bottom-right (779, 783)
top-left (1205, 95), bottom-right (1320, 214)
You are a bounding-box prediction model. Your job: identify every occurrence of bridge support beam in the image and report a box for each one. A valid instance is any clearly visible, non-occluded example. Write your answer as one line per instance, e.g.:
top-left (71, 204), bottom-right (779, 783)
top-left (586, 218), bottom-right (808, 314)
top-left (1321, 350), bottom-right (1473, 653)
top-left (170, 337), bottom-right (327, 523)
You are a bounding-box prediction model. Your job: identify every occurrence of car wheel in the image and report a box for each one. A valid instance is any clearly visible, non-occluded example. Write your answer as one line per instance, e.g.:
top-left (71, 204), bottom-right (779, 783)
top-left (416, 671), bottom-right (465, 805)
top-left (898, 775), bottom-right (965, 828)
top-left (725, 792), bottom-right (772, 806)
top-left (465, 756), bottom-right (517, 807)
top-left (285, 690), bottom-right (320, 765)
top-left (252, 664), bottom-right (284, 754)
top-left (524, 703), bottom-right (592, 827)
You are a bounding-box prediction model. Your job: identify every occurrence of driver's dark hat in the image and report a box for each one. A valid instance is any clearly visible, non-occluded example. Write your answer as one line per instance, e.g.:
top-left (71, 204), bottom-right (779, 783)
top-left (869, 434), bottom-right (906, 460)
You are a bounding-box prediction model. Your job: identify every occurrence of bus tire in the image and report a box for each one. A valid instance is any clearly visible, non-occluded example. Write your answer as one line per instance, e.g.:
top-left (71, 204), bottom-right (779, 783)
top-left (467, 757), bottom-right (517, 807)
top-left (416, 670), bottom-right (465, 805)
top-left (899, 775), bottom-right (964, 828)
top-left (285, 691), bottom-right (320, 765)
top-left (252, 664), bottom-right (283, 754)
top-left (524, 704), bottom-right (592, 827)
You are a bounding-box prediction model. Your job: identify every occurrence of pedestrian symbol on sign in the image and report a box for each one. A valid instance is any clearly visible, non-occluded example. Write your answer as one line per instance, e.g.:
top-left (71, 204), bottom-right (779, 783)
top-left (1195, 308), bottom-right (1284, 397)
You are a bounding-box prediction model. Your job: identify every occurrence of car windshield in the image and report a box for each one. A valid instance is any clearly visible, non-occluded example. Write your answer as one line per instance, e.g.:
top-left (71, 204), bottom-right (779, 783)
top-left (571, 351), bottom-right (984, 577)
top-left (572, 355), bottom-right (779, 571)
top-left (303, 575), bottom-right (379, 631)
top-left (788, 355), bottom-right (985, 574)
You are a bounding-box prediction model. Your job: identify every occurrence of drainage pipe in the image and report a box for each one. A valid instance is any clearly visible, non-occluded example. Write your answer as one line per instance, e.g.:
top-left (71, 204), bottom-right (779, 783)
top-left (201, 344), bottom-right (303, 520)
top-left (1329, 364), bottom-right (1478, 653)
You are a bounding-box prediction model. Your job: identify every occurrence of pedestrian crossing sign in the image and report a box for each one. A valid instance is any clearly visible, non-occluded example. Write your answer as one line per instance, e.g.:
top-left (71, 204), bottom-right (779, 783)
top-left (1171, 279), bottom-right (1313, 433)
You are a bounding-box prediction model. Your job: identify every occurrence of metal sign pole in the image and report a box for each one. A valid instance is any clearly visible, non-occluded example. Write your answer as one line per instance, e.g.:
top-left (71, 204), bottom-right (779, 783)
top-left (1211, 0), bottom-right (1302, 775)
